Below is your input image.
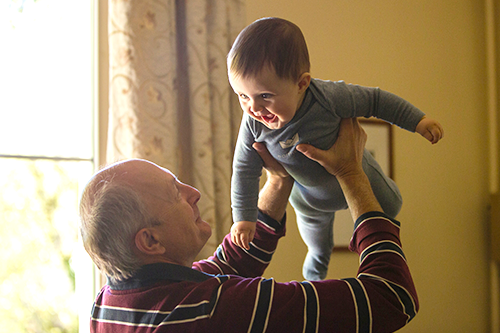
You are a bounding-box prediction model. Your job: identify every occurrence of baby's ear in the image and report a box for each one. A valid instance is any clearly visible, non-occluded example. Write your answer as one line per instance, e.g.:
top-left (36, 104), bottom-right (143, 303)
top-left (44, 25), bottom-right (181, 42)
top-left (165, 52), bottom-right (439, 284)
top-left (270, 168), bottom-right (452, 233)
top-left (297, 72), bottom-right (311, 93)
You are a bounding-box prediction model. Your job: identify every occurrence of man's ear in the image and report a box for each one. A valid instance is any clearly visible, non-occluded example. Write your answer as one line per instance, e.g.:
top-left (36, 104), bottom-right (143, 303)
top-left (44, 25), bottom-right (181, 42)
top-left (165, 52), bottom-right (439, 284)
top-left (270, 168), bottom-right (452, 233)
top-left (135, 228), bottom-right (166, 255)
top-left (297, 72), bottom-right (311, 93)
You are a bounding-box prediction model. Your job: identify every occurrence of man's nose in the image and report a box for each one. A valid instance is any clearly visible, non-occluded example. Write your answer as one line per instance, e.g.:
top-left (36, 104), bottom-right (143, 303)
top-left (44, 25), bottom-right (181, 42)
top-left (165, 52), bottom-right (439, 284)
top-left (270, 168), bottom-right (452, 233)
top-left (187, 185), bottom-right (201, 205)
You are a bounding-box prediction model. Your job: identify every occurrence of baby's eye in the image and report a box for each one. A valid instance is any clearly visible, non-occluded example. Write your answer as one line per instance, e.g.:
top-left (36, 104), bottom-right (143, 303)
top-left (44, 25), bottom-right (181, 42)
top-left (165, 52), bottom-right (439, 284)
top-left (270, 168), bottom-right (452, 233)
top-left (239, 94), bottom-right (249, 99)
top-left (261, 93), bottom-right (272, 99)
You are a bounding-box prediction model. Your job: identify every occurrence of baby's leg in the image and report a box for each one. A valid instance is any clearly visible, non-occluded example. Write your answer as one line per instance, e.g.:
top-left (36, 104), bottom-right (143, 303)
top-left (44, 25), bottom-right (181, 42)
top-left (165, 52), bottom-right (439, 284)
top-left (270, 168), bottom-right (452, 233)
top-left (362, 150), bottom-right (403, 218)
top-left (295, 210), bottom-right (336, 281)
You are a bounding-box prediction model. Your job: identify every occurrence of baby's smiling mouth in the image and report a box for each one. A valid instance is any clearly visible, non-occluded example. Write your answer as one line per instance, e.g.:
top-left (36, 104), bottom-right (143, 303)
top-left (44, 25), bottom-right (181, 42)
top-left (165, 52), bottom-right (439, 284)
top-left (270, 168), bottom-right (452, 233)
top-left (261, 114), bottom-right (277, 124)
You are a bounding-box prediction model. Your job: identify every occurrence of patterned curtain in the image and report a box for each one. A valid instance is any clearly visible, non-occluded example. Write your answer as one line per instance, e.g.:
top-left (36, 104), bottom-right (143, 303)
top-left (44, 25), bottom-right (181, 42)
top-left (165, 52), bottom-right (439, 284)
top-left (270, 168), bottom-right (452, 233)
top-left (107, 0), bottom-right (245, 258)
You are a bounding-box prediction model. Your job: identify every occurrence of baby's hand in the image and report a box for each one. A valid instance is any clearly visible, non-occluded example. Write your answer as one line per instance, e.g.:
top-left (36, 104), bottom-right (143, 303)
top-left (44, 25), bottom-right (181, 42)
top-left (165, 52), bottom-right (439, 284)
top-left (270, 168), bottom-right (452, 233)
top-left (231, 221), bottom-right (256, 250)
top-left (415, 117), bottom-right (444, 144)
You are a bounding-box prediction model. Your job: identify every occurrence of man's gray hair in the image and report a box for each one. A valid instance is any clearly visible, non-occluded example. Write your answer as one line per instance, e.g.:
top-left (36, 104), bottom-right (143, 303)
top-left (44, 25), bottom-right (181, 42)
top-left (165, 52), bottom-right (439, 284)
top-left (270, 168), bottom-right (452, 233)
top-left (79, 167), bottom-right (157, 284)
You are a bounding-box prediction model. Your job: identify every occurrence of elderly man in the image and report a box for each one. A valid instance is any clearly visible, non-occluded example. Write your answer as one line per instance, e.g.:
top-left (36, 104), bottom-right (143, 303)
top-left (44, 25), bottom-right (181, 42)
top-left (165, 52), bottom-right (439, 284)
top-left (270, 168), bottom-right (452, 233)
top-left (79, 118), bottom-right (418, 332)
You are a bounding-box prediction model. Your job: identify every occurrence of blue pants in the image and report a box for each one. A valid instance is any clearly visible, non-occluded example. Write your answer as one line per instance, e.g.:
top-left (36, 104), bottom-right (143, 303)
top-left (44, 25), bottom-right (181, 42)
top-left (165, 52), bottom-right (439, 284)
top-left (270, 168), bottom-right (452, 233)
top-left (289, 150), bottom-right (402, 280)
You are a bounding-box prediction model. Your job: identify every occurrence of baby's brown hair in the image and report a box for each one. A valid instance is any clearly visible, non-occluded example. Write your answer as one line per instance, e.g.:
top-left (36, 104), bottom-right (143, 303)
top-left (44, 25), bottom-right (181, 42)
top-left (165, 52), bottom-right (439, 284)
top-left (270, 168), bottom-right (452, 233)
top-left (228, 17), bottom-right (310, 82)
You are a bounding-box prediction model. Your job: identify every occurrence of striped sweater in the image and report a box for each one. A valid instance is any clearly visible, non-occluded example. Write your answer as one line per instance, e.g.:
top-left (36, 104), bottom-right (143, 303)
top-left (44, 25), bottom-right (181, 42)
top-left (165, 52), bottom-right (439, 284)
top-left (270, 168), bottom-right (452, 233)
top-left (90, 211), bottom-right (418, 332)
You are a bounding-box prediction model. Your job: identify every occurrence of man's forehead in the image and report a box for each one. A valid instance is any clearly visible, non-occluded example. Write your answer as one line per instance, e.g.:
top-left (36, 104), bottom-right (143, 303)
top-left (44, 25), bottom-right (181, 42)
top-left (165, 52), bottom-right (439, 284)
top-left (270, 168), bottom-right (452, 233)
top-left (109, 159), bottom-right (177, 202)
top-left (101, 159), bottom-right (173, 185)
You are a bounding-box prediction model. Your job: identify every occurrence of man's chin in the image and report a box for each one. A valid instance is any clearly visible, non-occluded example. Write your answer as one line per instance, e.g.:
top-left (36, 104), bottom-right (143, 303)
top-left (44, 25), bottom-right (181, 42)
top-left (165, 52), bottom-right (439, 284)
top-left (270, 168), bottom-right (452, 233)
top-left (199, 219), bottom-right (212, 239)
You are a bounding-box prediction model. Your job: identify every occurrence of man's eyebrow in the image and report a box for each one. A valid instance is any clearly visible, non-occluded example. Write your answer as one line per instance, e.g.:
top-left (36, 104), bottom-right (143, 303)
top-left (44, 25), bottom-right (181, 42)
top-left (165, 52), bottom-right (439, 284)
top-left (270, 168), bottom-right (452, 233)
top-left (167, 176), bottom-right (181, 200)
top-left (141, 175), bottom-right (177, 203)
top-left (169, 174), bottom-right (180, 186)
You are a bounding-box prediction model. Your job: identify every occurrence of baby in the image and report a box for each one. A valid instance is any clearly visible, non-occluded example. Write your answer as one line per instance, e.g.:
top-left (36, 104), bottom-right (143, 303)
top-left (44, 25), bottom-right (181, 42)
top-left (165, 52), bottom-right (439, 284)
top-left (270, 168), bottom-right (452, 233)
top-left (228, 17), bottom-right (443, 280)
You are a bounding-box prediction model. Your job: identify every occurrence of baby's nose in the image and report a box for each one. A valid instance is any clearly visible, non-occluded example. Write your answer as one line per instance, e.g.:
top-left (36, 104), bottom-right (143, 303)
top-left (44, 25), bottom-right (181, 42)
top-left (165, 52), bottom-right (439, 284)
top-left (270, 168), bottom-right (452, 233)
top-left (250, 100), bottom-right (263, 113)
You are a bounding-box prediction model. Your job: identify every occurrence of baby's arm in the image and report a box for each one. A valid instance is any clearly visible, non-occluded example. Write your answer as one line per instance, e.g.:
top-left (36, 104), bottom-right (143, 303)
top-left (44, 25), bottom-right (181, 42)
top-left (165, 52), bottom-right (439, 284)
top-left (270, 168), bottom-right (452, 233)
top-left (231, 141), bottom-right (293, 251)
top-left (415, 116), bottom-right (444, 144)
top-left (231, 221), bottom-right (256, 250)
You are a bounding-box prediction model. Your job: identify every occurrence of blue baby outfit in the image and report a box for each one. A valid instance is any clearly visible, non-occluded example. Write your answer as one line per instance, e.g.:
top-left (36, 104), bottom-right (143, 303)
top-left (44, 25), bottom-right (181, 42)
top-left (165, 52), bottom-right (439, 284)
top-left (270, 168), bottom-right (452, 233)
top-left (232, 79), bottom-right (424, 280)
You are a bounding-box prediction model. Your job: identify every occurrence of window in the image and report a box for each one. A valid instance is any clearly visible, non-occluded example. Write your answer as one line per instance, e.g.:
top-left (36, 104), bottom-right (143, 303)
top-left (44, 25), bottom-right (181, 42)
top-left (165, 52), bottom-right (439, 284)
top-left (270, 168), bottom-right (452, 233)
top-left (0, 0), bottom-right (95, 331)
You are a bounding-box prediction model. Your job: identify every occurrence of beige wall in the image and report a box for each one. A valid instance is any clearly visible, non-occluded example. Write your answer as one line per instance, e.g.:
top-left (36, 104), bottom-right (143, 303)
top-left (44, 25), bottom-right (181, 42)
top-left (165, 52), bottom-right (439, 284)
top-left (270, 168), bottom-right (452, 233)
top-left (246, 1), bottom-right (492, 332)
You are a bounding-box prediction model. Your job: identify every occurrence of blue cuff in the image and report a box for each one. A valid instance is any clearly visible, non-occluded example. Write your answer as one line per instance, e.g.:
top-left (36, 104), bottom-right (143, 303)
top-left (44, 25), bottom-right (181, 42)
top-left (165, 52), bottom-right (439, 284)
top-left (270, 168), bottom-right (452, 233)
top-left (257, 210), bottom-right (285, 232)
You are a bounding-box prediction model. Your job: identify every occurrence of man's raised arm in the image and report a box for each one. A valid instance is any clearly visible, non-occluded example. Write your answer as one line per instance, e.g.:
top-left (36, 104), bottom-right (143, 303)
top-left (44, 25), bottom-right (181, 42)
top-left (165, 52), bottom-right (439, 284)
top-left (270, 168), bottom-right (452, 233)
top-left (193, 142), bottom-right (293, 277)
top-left (253, 142), bottom-right (294, 222)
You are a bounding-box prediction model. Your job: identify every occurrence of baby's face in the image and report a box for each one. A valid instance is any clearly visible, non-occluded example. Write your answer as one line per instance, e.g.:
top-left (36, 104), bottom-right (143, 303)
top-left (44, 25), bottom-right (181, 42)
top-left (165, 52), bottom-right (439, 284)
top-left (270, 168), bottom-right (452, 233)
top-left (229, 67), bottom-right (308, 130)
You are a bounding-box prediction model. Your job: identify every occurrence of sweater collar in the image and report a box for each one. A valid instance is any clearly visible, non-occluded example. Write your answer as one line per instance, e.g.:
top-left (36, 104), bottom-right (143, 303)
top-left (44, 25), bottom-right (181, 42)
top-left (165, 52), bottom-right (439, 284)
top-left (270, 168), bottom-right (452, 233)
top-left (108, 262), bottom-right (213, 290)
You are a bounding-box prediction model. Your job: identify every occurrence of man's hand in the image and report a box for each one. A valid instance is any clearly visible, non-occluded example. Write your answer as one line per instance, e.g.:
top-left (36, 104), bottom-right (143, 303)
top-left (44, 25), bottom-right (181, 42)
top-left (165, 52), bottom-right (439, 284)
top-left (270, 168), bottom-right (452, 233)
top-left (415, 117), bottom-right (444, 144)
top-left (253, 142), bottom-right (290, 179)
top-left (296, 118), bottom-right (367, 179)
top-left (231, 221), bottom-right (256, 250)
top-left (297, 118), bottom-right (382, 221)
